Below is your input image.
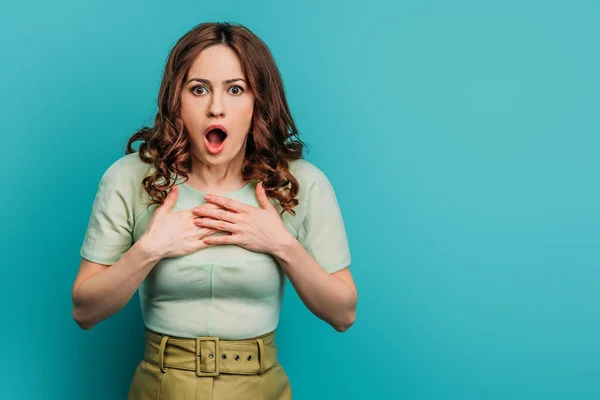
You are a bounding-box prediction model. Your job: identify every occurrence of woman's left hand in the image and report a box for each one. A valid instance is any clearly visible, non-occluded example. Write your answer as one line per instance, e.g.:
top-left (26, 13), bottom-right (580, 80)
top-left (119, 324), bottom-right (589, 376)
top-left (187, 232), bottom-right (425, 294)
top-left (192, 181), bottom-right (295, 255)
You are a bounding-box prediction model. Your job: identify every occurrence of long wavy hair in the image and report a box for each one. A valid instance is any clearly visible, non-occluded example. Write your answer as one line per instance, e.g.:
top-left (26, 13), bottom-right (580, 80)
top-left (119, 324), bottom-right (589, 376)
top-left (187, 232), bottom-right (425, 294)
top-left (125, 22), bottom-right (307, 216)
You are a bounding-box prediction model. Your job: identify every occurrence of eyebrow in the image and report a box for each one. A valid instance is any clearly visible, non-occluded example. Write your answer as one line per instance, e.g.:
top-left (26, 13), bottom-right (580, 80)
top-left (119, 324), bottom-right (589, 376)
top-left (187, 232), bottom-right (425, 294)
top-left (186, 78), bottom-right (246, 85)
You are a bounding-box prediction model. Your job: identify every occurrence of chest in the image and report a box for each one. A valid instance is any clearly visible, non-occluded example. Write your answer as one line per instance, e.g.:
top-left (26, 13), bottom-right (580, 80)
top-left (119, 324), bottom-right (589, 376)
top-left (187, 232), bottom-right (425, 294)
top-left (133, 189), bottom-right (294, 301)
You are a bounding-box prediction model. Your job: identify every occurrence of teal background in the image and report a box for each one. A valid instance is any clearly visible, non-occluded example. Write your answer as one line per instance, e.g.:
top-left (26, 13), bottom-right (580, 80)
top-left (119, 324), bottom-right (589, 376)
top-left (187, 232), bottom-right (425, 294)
top-left (1, 0), bottom-right (598, 399)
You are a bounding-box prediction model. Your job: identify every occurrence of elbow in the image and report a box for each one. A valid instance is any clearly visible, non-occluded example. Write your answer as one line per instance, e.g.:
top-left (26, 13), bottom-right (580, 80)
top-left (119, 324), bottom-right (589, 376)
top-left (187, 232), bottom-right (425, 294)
top-left (72, 307), bottom-right (96, 331)
top-left (333, 290), bottom-right (357, 332)
top-left (333, 309), bottom-right (356, 333)
top-left (72, 289), bottom-right (98, 330)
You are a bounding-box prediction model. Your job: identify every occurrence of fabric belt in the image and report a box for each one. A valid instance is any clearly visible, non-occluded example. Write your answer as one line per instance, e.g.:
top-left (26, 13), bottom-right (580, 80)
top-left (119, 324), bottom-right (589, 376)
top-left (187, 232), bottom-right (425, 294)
top-left (143, 328), bottom-right (279, 377)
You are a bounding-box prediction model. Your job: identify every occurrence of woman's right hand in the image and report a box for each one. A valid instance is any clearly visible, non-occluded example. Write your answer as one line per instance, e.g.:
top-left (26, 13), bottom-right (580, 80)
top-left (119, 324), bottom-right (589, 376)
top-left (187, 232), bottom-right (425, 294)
top-left (141, 184), bottom-right (220, 259)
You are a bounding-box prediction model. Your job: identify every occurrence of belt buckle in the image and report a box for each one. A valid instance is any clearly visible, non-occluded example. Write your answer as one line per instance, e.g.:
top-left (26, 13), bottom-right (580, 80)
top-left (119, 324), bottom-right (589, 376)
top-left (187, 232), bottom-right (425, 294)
top-left (195, 336), bottom-right (220, 377)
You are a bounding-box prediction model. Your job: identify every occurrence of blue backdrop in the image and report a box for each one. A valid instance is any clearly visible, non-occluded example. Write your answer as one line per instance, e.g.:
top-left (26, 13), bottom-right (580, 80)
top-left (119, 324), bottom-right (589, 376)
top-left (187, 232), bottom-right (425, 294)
top-left (1, 0), bottom-right (598, 399)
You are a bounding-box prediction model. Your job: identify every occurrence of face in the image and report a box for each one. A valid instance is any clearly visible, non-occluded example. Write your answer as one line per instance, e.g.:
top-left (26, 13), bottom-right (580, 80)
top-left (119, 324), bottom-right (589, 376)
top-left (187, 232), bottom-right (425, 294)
top-left (180, 44), bottom-right (255, 167)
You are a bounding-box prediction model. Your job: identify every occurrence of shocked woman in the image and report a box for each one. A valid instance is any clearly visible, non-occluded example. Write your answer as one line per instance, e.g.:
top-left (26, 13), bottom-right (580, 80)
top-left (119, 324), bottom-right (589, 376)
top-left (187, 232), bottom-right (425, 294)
top-left (72, 21), bottom-right (357, 399)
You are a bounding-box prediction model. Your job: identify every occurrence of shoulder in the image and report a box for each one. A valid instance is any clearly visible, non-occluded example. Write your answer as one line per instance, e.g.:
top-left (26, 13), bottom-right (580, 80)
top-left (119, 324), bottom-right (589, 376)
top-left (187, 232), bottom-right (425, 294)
top-left (96, 152), bottom-right (154, 213)
top-left (288, 158), bottom-right (322, 176)
top-left (100, 152), bottom-right (153, 189)
top-left (288, 158), bottom-right (330, 194)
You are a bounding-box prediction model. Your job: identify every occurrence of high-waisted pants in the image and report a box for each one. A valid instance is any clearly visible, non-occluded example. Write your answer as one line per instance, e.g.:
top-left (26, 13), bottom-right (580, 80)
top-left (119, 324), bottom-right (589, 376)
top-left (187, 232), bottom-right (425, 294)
top-left (127, 328), bottom-right (292, 400)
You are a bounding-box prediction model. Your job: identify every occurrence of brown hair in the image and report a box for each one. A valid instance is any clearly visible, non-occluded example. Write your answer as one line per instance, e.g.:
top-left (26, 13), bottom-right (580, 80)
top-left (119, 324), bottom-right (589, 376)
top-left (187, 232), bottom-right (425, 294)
top-left (125, 22), bottom-right (307, 216)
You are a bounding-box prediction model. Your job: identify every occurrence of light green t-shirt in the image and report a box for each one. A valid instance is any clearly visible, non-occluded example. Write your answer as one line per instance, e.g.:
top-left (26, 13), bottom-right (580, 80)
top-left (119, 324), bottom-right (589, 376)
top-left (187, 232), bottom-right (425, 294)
top-left (80, 152), bottom-right (351, 339)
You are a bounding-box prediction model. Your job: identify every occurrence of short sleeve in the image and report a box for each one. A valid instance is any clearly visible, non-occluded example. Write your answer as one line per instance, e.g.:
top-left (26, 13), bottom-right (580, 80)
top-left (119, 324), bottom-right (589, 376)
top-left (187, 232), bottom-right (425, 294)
top-left (79, 164), bottom-right (135, 265)
top-left (297, 169), bottom-right (352, 273)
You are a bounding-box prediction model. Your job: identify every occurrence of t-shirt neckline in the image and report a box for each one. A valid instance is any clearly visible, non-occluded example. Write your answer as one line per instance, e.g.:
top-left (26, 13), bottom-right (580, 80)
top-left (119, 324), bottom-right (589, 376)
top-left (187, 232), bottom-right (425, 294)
top-left (179, 179), bottom-right (256, 197)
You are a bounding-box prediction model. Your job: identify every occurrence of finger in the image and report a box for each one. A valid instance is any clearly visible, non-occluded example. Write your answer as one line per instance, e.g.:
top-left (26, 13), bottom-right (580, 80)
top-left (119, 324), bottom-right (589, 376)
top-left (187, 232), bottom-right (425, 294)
top-left (159, 185), bottom-right (179, 214)
top-left (192, 208), bottom-right (241, 224)
top-left (198, 228), bottom-right (219, 238)
top-left (203, 233), bottom-right (238, 246)
top-left (256, 181), bottom-right (276, 211)
top-left (195, 217), bottom-right (239, 233)
top-left (189, 202), bottom-right (226, 218)
top-left (196, 226), bottom-right (218, 235)
top-left (193, 202), bottom-right (222, 211)
top-left (203, 194), bottom-right (250, 214)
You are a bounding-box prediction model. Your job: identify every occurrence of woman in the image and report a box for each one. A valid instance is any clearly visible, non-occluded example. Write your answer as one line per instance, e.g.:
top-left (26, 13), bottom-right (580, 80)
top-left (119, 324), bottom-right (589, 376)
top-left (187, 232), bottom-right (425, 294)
top-left (72, 21), bottom-right (357, 399)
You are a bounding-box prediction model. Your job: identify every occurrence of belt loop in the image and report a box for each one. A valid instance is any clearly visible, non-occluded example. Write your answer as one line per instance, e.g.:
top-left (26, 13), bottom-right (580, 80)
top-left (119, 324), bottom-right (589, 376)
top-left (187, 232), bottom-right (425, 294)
top-left (256, 338), bottom-right (265, 375)
top-left (159, 335), bottom-right (169, 373)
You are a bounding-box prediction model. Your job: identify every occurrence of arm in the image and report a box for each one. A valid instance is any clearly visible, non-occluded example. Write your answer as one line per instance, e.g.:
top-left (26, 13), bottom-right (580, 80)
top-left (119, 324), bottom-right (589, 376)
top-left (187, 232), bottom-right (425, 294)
top-left (271, 237), bottom-right (357, 332)
top-left (74, 177), bottom-right (217, 331)
top-left (196, 172), bottom-right (356, 332)
top-left (72, 236), bottom-right (161, 330)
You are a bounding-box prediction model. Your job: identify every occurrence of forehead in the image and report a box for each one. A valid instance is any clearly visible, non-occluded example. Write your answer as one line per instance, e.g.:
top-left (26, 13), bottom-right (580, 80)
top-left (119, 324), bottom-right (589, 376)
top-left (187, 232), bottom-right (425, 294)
top-left (187, 44), bottom-right (245, 79)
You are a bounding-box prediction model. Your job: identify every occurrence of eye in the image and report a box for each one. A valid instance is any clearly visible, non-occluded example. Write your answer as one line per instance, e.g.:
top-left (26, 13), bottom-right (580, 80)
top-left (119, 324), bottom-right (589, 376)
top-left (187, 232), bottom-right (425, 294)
top-left (191, 85), bottom-right (208, 96)
top-left (228, 85), bottom-right (244, 95)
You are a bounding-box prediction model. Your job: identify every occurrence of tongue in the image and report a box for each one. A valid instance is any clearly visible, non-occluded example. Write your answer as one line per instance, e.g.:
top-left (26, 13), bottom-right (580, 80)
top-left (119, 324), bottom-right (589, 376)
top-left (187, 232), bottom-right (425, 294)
top-left (206, 130), bottom-right (224, 146)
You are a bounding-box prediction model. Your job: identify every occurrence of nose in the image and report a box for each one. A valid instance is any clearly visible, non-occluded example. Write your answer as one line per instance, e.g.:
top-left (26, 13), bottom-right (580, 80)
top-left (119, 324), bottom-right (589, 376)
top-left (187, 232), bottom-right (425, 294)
top-left (207, 92), bottom-right (225, 118)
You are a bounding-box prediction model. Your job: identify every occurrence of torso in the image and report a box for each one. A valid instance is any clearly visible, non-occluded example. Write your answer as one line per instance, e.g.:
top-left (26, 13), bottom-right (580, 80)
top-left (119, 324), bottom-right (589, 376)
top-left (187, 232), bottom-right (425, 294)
top-left (120, 152), bottom-right (314, 340)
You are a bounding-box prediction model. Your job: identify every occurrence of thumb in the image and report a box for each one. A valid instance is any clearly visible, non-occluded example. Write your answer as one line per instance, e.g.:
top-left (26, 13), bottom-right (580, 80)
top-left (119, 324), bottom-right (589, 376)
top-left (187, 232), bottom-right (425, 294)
top-left (256, 181), bottom-right (275, 211)
top-left (159, 184), bottom-right (179, 214)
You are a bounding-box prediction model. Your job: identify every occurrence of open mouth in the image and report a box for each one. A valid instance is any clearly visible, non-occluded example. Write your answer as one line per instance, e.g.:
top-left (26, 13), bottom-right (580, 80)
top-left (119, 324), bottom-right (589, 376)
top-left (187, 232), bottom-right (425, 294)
top-left (204, 127), bottom-right (228, 154)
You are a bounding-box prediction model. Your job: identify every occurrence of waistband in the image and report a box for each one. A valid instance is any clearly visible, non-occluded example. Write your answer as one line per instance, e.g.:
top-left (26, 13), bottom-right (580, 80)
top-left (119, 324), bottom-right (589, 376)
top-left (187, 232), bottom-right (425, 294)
top-left (143, 327), bottom-right (279, 377)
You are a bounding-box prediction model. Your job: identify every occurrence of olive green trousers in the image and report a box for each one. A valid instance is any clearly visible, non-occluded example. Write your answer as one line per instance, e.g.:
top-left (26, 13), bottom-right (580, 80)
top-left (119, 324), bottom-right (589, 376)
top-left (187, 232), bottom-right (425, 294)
top-left (127, 328), bottom-right (292, 400)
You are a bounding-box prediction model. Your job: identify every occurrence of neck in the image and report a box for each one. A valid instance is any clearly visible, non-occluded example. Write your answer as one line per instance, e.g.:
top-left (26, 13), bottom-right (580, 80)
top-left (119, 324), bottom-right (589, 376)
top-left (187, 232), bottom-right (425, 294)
top-left (187, 149), bottom-right (248, 193)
